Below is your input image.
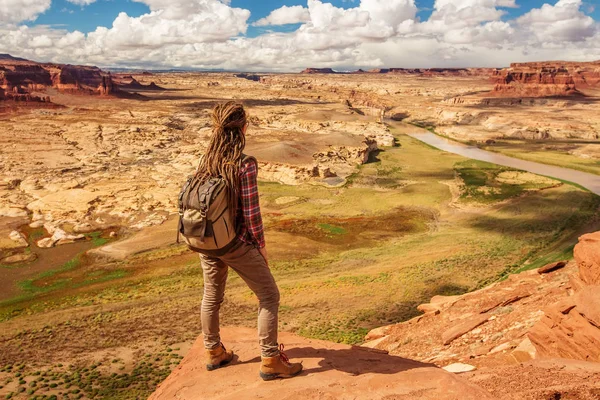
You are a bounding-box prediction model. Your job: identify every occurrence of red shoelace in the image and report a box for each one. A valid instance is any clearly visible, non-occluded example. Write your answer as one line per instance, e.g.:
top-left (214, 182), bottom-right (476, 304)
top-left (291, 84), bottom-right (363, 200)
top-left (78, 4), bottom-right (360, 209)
top-left (279, 343), bottom-right (290, 364)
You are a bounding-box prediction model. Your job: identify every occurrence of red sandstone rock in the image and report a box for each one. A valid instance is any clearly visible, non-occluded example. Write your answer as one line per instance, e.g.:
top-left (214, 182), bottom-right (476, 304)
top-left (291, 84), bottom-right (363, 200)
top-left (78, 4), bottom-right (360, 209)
top-left (574, 231), bottom-right (600, 285)
top-left (98, 75), bottom-right (115, 95)
top-left (538, 260), bottom-right (568, 274)
top-left (303, 67), bottom-right (495, 77)
top-left (575, 286), bottom-right (600, 328)
top-left (527, 293), bottom-right (600, 362)
top-left (116, 77), bottom-right (165, 91)
top-left (442, 313), bottom-right (490, 345)
top-left (364, 68), bottom-right (494, 77)
top-left (0, 53), bottom-right (123, 103)
top-left (149, 326), bottom-right (495, 400)
top-left (526, 232), bottom-right (600, 362)
top-left (491, 61), bottom-right (600, 97)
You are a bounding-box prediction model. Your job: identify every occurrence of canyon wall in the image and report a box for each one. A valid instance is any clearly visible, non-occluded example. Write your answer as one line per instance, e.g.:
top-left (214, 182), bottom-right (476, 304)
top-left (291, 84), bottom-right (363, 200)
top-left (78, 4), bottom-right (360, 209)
top-left (0, 54), bottom-right (119, 103)
top-left (491, 61), bottom-right (600, 97)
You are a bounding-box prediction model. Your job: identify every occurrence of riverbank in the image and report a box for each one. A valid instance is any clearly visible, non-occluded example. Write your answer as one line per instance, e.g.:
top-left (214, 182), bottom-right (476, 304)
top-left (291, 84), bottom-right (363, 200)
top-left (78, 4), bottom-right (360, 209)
top-left (404, 128), bottom-right (600, 195)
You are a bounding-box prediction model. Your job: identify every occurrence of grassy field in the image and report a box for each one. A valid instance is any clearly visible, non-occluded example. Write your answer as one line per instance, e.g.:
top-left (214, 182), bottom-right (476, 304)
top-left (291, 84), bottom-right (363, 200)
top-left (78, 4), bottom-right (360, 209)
top-left (479, 139), bottom-right (600, 176)
top-left (1, 127), bottom-right (599, 399)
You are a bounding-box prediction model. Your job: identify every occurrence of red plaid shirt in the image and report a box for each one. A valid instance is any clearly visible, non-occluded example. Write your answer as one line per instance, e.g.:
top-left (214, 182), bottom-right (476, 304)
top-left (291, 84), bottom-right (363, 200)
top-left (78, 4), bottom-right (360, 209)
top-left (237, 159), bottom-right (265, 248)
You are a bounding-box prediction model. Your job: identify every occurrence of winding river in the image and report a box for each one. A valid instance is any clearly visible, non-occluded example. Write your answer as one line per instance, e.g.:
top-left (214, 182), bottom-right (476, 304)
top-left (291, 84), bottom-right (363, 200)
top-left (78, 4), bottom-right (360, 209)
top-left (406, 131), bottom-right (600, 196)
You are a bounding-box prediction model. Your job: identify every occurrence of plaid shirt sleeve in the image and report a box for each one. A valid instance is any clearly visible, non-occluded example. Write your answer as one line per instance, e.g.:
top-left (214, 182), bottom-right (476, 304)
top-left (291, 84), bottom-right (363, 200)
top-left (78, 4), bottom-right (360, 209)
top-left (239, 160), bottom-right (266, 248)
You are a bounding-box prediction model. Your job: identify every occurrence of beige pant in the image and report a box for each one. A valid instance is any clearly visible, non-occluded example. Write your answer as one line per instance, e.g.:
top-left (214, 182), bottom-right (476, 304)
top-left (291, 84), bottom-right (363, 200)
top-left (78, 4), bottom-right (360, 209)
top-left (200, 240), bottom-right (280, 357)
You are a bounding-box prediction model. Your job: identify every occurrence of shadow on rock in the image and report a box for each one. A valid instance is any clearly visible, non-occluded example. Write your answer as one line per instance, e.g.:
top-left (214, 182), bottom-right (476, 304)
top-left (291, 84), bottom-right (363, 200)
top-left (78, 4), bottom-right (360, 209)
top-left (283, 346), bottom-right (432, 376)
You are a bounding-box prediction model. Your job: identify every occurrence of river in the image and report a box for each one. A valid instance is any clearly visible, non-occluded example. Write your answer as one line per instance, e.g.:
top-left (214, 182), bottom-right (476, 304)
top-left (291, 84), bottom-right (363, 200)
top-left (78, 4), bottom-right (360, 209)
top-left (405, 131), bottom-right (600, 196)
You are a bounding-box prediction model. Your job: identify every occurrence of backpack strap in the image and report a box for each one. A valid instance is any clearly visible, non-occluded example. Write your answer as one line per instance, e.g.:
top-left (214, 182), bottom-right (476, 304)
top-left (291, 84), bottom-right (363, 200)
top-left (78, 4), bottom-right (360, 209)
top-left (241, 153), bottom-right (257, 168)
top-left (196, 177), bottom-right (222, 243)
top-left (177, 176), bottom-right (194, 243)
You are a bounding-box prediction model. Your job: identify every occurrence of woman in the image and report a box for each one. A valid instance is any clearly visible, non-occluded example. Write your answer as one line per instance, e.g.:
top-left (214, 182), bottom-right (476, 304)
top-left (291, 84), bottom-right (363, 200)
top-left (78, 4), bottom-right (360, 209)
top-left (196, 101), bottom-right (302, 381)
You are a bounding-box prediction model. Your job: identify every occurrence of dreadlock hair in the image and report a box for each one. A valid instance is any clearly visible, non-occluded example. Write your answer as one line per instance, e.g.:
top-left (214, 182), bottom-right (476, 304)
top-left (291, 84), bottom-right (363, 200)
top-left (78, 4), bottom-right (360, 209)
top-left (194, 101), bottom-right (247, 216)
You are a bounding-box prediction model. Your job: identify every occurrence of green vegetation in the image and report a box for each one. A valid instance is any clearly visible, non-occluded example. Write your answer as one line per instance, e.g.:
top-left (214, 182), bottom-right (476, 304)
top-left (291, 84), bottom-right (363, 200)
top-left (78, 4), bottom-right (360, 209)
top-left (1, 126), bottom-right (599, 398)
top-left (17, 255), bottom-right (82, 295)
top-left (480, 139), bottom-right (600, 176)
top-left (3, 132), bottom-right (598, 339)
top-left (454, 160), bottom-right (560, 203)
top-left (516, 245), bottom-right (574, 274)
top-left (86, 231), bottom-right (109, 248)
top-left (0, 350), bottom-right (181, 400)
top-left (317, 223), bottom-right (347, 236)
top-left (28, 228), bottom-right (45, 243)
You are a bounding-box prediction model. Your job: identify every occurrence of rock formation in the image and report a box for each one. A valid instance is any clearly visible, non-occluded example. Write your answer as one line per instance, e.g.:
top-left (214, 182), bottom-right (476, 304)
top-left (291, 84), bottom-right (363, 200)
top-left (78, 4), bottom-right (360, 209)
top-left (98, 75), bottom-right (115, 95)
top-left (0, 54), bottom-right (124, 103)
top-left (301, 67), bottom-right (337, 74)
top-left (364, 231), bottom-right (600, 385)
top-left (234, 73), bottom-right (261, 81)
top-left (114, 75), bottom-right (165, 91)
top-left (313, 139), bottom-right (378, 166)
top-left (370, 68), bottom-right (495, 77)
top-left (574, 231), bottom-right (600, 285)
top-left (149, 327), bottom-right (495, 400)
top-left (301, 67), bottom-right (495, 77)
top-left (527, 232), bottom-right (600, 361)
top-left (491, 61), bottom-right (600, 97)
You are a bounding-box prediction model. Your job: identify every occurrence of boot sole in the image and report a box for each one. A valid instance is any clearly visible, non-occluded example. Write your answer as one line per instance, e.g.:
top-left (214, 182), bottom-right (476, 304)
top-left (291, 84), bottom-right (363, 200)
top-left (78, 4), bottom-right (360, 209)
top-left (259, 368), bottom-right (303, 381)
top-left (206, 356), bottom-right (234, 371)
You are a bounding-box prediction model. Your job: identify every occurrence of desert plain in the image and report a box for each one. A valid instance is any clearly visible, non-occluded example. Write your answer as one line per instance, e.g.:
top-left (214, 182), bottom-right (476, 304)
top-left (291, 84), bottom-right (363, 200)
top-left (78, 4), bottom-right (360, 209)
top-left (1, 56), bottom-right (600, 399)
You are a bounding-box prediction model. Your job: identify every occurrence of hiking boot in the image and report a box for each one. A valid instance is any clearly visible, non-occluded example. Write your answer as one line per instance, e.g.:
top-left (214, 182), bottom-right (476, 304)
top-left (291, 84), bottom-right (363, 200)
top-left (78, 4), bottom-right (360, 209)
top-left (259, 344), bottom-right (302, 381)
top-left (206, 342), bottom-right (234, 371)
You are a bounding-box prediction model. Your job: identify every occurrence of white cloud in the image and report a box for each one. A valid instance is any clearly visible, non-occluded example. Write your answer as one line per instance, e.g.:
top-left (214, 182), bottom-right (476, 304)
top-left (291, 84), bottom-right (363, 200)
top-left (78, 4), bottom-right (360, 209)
top-left (0, 0), bottom-right (51, 23)
top-left (359, 0), bottom-right (417, 28)
top-left (66, 0), bottom-right (97, 6)
top-left (517, 0), bottom-right (597, 42)
top-left (253, 5), bottom-right (310, 27)
top-left (424, 0), bottom-right (513, 31)
top-left (0, 0), bottom-right (598, 71)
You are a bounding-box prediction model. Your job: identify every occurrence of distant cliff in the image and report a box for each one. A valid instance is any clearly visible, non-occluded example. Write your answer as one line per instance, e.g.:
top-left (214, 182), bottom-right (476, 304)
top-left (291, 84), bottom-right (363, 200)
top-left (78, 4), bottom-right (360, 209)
top-left (0, 54), bottom-right (121, 102)
top-left (0, 54), bottom-right (167, 104)
top-left (301, 66), bottom-right (496, 76)
top-left (491, 61), bottom-right (600, 97)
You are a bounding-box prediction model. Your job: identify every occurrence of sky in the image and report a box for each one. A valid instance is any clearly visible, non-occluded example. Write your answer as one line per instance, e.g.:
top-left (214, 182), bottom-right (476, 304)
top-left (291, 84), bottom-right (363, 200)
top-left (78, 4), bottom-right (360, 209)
top-left (1, 0), bottom-right (599, 71)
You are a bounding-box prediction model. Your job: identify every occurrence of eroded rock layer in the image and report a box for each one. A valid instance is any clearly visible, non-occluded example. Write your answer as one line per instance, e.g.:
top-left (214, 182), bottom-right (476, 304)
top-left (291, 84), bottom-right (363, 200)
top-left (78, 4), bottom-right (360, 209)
top-left (0, 54), bottom-right (119, 102)
top-left (491, 61), bottom-right (600, 97)
top-left (364, 231), bottom-right (600, 397)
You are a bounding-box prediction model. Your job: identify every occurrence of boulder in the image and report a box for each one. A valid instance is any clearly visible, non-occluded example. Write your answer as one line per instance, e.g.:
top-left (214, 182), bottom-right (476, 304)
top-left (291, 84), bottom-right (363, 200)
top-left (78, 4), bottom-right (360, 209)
top-left (36, 228), bottom-right (85, 248)
top-left (510, 337), bottom-right (537, 363)
top-left (1, 252), bottom-right (36, 264)
top-left (442, 363), bottom-right (477, 373)
top-left (29, 220), bottom-right (44, 228)
top-left (537, 260), bottom-right (567, 274)
top-left (528, 289), bottom-right (600, 362)
top-left (442, 314), bottom-right (490, 345)
top-left (574, 231), bottom-right (600, 285)
top-left (8, 230), bottom-right (28, 247)
top-left (364, 325), bottom-right (391, 341)
top-left (37, 237), bottom-right (56, 248)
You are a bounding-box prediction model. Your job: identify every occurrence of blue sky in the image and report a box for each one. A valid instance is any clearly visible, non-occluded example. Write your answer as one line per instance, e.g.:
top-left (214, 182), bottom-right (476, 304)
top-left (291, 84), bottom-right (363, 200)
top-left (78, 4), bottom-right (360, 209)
top-left (27, 0), bottom-right (599, 35)
top-left (7, 0), bottom-right (599, 70)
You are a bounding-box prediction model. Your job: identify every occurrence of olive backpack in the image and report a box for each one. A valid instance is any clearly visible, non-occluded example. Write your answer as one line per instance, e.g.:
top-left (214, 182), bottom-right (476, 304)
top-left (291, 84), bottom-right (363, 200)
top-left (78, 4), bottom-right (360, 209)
top-left (177, 154), bottom-right (256, 254)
